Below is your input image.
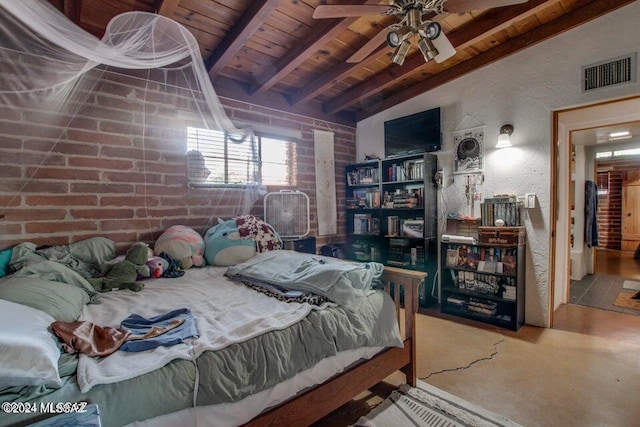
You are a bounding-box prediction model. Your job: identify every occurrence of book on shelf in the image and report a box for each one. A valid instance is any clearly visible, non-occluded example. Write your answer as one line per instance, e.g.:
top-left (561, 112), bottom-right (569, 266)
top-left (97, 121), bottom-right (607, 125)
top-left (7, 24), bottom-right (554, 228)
top-left (464, 252), bottom-right (480, 270)
top-left (387, 216), bottom-right (400, 236)
top-left (502, 255), bottom-right (517, 274)
top-left (401, 219), bottom-right (424, 238)
top-left (446, 248), bottom-right (458, 267)
top-left (503, 285), bottom-right (516, 300)
top-left (347, 166), bottom-right (379, 186)
top-left (479, 256), bottom-right (497, 273)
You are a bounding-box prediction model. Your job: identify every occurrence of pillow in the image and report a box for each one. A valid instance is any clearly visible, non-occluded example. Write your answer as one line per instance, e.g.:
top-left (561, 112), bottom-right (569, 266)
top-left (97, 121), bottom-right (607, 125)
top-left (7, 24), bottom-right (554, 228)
top-left (13, 260), bottom-right (98, 301)
top-left (0, 277), bottom-right (89, 322)
top-left (0, 247), bottom-right (11, 277)
top-left (0, 299), bottom-right (62, 388)
top-left (68, 236), bottom-right (116, 266)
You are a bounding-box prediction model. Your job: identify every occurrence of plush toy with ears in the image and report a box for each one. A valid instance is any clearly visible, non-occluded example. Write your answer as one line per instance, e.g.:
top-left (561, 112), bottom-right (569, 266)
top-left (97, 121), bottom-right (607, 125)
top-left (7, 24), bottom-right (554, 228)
top-left (154, 225), bottom-right (205, 269)
top-left (89, 242), bottom-right (150, 292)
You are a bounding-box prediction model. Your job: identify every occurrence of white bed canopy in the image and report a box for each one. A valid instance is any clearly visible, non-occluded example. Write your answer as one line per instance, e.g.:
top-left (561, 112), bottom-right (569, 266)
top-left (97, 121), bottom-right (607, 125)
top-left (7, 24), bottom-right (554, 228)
top-left (0, 0), bottom-right (262, 221)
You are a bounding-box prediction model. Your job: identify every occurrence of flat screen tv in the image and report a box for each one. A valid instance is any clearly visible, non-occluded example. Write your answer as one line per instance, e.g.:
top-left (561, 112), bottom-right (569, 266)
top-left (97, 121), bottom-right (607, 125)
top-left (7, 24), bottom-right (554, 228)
top-left (384, 107), bottom-right (441, 157)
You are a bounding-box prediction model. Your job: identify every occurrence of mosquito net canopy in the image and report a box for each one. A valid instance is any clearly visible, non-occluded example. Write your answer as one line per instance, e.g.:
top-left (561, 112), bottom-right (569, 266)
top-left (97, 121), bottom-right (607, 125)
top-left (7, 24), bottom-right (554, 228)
top-left (0, 0), bottom-right (264, 239)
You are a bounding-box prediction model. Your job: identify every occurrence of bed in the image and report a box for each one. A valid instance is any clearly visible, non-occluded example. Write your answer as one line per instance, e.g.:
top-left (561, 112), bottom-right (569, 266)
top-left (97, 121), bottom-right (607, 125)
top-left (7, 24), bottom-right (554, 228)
top-left (0, 247), bottom-right (424, 427)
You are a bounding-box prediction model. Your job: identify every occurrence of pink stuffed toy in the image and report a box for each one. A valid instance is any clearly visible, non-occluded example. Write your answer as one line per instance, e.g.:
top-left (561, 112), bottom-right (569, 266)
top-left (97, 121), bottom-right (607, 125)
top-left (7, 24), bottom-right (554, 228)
top-left (154, 225), bottom-right (205, 269)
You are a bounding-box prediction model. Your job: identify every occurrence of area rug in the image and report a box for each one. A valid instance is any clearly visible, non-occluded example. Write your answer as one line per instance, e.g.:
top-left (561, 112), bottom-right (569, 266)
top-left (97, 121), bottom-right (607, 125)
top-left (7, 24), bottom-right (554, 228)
top-left (622, 280), bottom-right (640, 291)
top-left (353, 380), bottom-right (521, 427)
top-left (614, 291), bottom-right (640, 310)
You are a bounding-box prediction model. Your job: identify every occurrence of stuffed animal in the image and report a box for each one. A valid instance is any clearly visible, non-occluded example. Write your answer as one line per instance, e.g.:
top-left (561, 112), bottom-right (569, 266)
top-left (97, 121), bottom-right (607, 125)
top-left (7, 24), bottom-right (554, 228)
top-left (146, 256), bottom-right (168, 278)
top-left (154, 225), bottom-right (205, 269)
top-left (89, 242), bottom-right (150, 292)
top-left (204, 215), bottom-right (282, 266)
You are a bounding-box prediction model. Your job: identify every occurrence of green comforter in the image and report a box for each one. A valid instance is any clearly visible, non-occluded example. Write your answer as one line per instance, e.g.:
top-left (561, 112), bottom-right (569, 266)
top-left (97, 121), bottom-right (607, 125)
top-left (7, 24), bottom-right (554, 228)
top-left (0, 286), bottom-right (401, 427)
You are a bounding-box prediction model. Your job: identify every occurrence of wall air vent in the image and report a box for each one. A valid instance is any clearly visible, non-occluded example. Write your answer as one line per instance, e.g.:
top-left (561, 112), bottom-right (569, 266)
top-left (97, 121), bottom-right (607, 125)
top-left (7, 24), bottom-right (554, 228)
top-left (582, 53), bottom-right (636, 92)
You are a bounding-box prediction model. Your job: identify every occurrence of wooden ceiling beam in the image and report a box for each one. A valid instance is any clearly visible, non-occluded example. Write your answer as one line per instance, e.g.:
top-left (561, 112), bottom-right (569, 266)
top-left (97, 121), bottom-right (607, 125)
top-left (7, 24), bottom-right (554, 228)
top-left (205, 0), bottom-right (281, 78)
top-left (212, 75), bottom-right (356, 127)
top-left (324, 0), bottom-right (550, 115)
top-left (63, 0), bottom-right (81, 24)
top-left (249, 0), bottom-right (372, 95)
top-left (155, 0), bottom-right (180, 17)
top-left (355, 0), bottom-right (637, 121)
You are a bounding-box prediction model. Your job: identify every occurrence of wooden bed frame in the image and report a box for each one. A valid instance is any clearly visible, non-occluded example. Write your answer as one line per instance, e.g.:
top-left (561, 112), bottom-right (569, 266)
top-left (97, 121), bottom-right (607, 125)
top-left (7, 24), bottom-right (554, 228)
top-left (244, 266), bottom-right (426, 426)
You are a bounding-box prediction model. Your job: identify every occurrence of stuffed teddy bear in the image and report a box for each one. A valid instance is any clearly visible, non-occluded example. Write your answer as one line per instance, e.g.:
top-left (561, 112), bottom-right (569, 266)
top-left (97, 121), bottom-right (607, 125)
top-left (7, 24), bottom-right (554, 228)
top-left (154, 225), bottom-right (205, 269)
top-left (89, 242), bottom-right (150, 292)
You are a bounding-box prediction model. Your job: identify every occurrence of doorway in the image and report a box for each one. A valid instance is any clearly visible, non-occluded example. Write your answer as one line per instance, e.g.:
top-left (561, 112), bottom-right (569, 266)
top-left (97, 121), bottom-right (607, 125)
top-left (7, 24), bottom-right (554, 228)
top-left (551, 96), bottom-right (640, 326)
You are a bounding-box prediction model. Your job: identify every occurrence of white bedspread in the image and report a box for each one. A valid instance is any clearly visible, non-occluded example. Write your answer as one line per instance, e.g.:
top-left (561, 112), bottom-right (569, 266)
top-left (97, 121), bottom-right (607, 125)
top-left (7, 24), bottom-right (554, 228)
top-left (76, 267), bottom-right (313, 393)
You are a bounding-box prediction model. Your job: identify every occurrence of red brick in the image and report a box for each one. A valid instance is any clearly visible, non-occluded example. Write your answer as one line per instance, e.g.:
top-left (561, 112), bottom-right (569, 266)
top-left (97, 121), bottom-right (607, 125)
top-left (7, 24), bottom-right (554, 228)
top-left (66, 129), bottom-right (133, 146)
top-left (3, 209), bottom-right (67, 221)
top-left (0, 195), bottom-right (22, 207)
top-left (136, 207), bottom-right (188, 217)
top-left (26, 195), bottom-right (98, 206)
top-left (0, 151), bottom-right (66, 166)
top-left (68, 157), bottom-right (134, 170)
top-left (71, 209), bottom-right (134, 219)
top-left (27, 167), bottom-right (100, 181)
top-left (0, 166), bottom-right (22, 178)
top-left (26, 221), bottom-right (98, 234)
top-left (100, 196), bottom-right (160, 207)
top-left (104, 171), bottom-right (163, 184)
top-left (18, 181), bottom-right (69, 193)
top-left (101, 219), bottom-right (162, 231)
top-left (70, 183), bottom-right (133, 194)
top-left (100, 145), bottom-right (162, 161)
top-left (0, 137), bottom-right (22, 149)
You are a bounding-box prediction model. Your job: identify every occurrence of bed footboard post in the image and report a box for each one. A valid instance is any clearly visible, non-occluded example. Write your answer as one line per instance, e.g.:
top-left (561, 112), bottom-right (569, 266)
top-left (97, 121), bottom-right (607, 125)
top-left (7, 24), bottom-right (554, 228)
top-left (380, 267), bottom-right (426, 388)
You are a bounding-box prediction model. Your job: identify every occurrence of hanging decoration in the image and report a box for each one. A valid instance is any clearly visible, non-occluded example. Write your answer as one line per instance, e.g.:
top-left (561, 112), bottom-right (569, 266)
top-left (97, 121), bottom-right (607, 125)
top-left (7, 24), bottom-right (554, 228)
top-left (453, 115), bottom-right (485, 175)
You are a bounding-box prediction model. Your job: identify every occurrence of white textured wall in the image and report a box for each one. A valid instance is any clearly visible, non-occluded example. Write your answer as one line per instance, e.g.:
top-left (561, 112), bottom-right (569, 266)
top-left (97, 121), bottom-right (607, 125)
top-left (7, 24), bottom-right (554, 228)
top-left (356, 2), bottom-right (640, 327)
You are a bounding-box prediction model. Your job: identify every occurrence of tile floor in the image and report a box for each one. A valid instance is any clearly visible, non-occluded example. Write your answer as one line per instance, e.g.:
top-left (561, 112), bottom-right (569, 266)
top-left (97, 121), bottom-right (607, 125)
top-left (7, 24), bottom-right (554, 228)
top-left (570, 273), bottom-right (640, 316)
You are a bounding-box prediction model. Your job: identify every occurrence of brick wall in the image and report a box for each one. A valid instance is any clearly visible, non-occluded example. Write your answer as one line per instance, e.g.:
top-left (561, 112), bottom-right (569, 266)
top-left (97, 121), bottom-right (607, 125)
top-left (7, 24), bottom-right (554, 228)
top-left (596, 155), bottom-right (640, 250)
top-left (0, 71), bottom-right (356, 253)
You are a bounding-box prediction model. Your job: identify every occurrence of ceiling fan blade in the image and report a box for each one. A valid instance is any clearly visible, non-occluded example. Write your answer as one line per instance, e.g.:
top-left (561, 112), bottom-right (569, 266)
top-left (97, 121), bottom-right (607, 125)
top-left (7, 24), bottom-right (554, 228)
top-left (312, 5), bottom-right (389, 19)
top-left (444, 0), bottom-right (528, 13)
top-left (347, 29), bottom-right (388, 63)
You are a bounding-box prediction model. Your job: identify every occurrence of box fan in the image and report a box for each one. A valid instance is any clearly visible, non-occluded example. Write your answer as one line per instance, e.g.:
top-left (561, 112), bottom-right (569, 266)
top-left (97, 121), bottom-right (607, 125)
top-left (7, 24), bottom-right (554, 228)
top-left (264, 190), bottom-right (310, 240)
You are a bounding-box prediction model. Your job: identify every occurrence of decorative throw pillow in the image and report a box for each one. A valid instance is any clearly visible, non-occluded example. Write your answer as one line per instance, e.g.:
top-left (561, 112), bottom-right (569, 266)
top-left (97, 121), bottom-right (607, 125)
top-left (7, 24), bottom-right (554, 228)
top-left (0, 277), bottom-right (89, 322)
top-left (0, 247), bottom-right (11, 278)
top-left (0, 299), bottom-right (62, 388)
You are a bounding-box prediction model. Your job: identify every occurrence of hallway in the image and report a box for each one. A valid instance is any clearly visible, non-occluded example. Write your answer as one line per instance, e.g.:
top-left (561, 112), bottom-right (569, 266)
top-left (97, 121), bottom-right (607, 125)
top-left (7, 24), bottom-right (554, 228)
top-left (570, 248), bottom-right (640, 315)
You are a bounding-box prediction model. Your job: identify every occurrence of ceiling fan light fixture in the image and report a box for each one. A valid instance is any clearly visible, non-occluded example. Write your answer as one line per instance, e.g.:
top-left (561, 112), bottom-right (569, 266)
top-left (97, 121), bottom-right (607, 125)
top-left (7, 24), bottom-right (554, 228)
top-left (386, 25), bottom-right (411, 48)
top-left (424, 21), bottom-right (442, 40)
top-left (391, 39), bottom-right (411, 66)
top-left (418, 37), bottom-right (438, 62)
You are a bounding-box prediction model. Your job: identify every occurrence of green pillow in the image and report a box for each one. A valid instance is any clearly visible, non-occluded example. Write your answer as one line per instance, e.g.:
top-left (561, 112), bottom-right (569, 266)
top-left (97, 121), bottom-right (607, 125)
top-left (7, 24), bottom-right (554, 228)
top-left (0, 248), bottom-right (11, 277)
top-left (68, 236), bottom-right (116, 266)
top-left (13, 260), bottom-right (98, 301)
top-left (0, 277), bottom-right (89, 322)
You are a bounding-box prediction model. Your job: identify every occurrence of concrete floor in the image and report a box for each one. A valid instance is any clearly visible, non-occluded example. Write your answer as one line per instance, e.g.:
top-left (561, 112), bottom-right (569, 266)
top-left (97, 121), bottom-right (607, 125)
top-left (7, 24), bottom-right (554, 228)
top-left (315, 252), bottom-right (640, 426)
top-left (315, 304), bottom-right (640, 426)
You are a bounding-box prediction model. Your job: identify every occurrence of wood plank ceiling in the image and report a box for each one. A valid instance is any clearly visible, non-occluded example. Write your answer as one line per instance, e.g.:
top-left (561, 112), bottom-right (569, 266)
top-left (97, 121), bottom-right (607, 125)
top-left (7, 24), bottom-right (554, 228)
top-left (48, 0), bottom-right (635, 127)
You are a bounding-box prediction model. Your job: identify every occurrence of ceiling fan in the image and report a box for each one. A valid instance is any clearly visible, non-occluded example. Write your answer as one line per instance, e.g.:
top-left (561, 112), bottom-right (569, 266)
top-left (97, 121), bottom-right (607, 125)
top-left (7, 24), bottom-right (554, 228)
top-left (313, 0), bottom-right (529, 65)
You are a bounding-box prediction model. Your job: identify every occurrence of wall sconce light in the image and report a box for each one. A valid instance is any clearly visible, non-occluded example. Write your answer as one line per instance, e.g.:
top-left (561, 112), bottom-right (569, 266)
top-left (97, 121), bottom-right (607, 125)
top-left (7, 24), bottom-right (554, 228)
top-left (496, 124), bottom-right (514, 148)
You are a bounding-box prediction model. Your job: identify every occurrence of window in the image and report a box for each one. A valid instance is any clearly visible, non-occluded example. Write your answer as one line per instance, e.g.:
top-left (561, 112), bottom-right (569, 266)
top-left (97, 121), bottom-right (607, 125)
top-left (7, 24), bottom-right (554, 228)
top-left (596, 148), bottom-right (640, 159)
top-left (186, 127), bottom-right (296, 186)
top-left (596, 171), bottom-right (609, 196)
